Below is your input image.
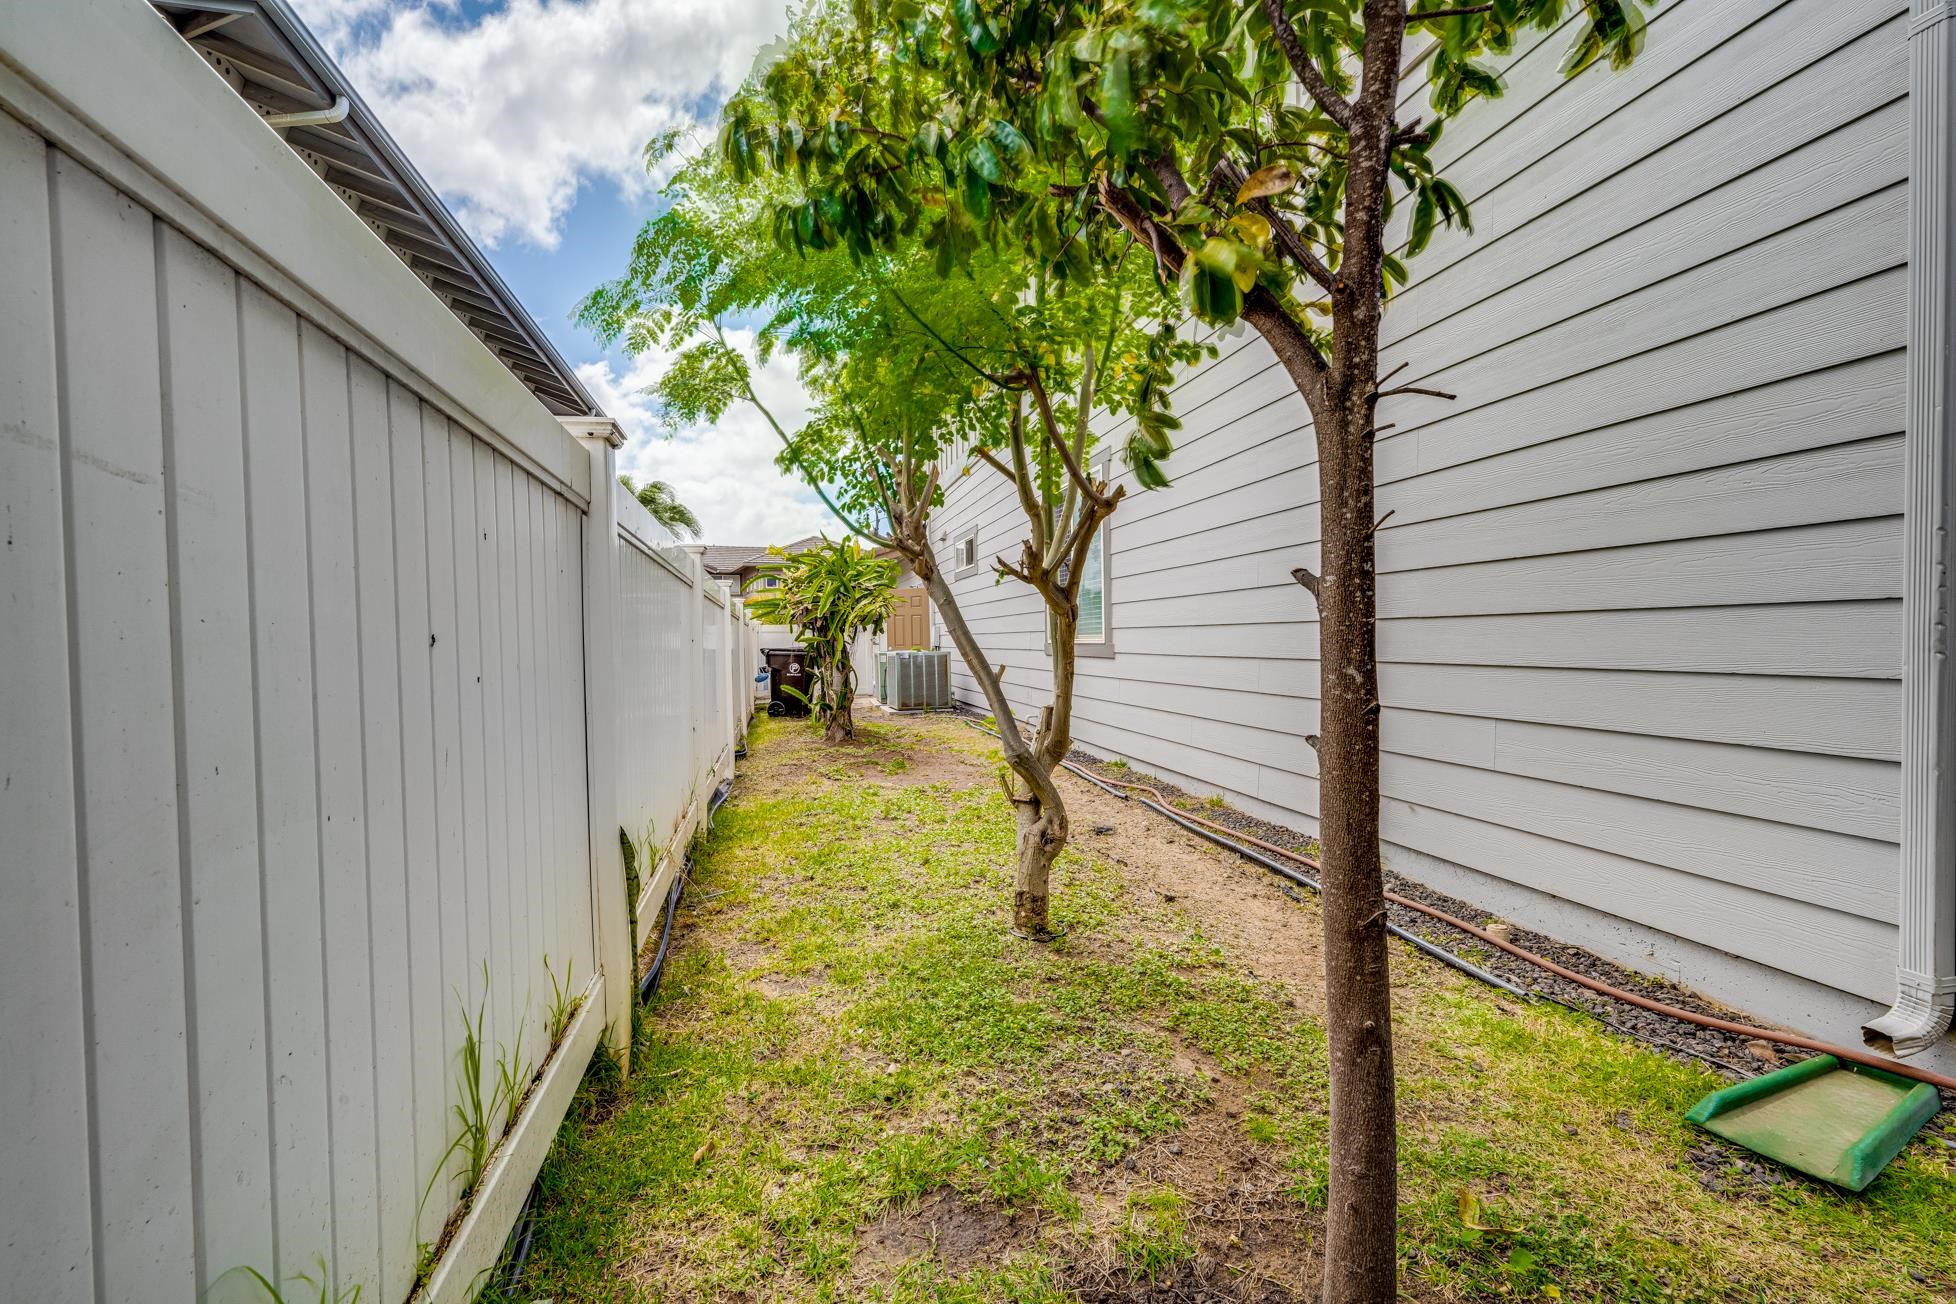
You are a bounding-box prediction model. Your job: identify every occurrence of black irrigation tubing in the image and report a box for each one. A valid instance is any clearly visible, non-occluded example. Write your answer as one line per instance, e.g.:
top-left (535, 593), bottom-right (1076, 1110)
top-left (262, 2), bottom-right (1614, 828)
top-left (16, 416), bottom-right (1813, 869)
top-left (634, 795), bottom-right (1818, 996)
top-left (639, 872), bottom-right (686, 1004)
top-left (1140, 795), bottom-right (1530, 999)
top-left (494, 1180), bottom-right (542, 1299)
top-left (953, 715), bottom-right (1528, 1000)
top-left (508, 778), bottom-right (743, 1292)
top-left (640, 778), bottom-right (737, 1005)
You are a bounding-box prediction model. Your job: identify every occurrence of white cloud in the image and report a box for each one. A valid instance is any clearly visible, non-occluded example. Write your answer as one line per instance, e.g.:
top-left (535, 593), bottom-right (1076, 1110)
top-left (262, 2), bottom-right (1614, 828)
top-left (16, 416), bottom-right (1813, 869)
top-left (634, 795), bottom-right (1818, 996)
top-left (300, 0), bottom-right (792, 248)
top-left (578, 334), bottom-right (847, 546)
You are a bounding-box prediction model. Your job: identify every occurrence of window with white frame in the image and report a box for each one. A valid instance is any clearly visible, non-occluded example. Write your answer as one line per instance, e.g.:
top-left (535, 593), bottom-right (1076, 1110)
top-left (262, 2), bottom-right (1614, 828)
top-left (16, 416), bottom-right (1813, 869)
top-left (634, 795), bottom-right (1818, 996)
top-left (1076, 523), bottom-right (1106, 643)
top-left (1048, 460), bottom-right (1114, 657)
top-left (955, 529), bottom-right (978, 574)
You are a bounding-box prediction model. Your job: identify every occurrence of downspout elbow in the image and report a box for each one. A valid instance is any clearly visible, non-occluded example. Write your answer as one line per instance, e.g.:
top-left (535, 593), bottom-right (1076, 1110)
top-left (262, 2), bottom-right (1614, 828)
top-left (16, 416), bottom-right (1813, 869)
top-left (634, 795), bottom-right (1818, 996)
top-left (264, 95), bottom-right (350, 129)
top-left (1863, 973), bottom-right (1956, 1057)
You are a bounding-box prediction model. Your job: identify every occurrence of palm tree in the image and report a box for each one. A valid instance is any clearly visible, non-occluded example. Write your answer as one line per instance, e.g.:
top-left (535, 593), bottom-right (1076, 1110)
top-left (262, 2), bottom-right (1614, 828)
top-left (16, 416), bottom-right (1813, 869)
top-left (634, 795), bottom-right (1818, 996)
top-left (616, 473), bottom-right (702, 539)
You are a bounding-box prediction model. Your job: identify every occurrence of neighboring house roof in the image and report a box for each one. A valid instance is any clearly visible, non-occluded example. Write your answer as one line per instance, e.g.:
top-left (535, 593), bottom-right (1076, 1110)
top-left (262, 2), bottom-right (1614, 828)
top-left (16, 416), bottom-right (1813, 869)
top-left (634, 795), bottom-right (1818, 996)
top-left (701, 545), bottom-right (766, 575)
top-left (702, 536), bottom-right (832, 576)
top-left (147, 0), bottom-right (602, 419)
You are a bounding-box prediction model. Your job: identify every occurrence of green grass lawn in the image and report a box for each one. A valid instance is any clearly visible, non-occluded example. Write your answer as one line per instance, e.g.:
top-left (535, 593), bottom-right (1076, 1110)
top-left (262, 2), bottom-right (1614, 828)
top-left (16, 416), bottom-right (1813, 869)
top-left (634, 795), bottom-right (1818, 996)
top-left (517, 715), bottom-right (1956, 1302)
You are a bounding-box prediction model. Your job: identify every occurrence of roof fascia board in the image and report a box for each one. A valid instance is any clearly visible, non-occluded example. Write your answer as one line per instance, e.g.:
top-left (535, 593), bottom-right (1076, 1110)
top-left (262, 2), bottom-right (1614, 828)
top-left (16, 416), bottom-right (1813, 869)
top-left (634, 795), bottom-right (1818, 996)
top-left (0, 0), bottom-right (590, 501)
top-left (252, 0), bottom-right (601, 417)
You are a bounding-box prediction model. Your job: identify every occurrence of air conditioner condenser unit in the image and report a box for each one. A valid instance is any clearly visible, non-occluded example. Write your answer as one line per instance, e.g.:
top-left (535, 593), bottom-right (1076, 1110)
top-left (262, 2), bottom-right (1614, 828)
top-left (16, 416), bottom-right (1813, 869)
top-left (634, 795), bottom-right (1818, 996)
top-left (878, 649), bottom-right (951, 711)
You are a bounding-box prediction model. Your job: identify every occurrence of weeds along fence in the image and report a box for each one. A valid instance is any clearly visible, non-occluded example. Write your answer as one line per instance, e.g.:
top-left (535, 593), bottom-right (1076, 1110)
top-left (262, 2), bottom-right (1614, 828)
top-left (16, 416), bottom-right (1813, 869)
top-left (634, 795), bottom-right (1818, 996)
top-left (0, 8), bottom-right (756, 1301)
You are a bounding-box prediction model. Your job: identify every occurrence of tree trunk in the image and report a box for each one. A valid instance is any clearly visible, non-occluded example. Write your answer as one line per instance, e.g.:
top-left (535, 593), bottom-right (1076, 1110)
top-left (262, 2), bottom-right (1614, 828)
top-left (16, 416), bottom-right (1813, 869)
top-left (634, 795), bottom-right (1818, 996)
top-left (1012, 777), bottom-right (1064, 937)
top-left (1312, 19), bottom-right (1403, 1293)
top-left (1314, 399), bottom-right (1395, 1304)
top-left (916, 552), bottom-right (1069, 940)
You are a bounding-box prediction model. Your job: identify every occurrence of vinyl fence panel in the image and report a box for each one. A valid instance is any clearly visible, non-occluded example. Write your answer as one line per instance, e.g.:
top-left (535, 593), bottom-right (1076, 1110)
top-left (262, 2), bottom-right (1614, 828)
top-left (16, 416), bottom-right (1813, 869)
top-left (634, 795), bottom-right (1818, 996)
top-left (0, 3), bottom-right (764, 1296)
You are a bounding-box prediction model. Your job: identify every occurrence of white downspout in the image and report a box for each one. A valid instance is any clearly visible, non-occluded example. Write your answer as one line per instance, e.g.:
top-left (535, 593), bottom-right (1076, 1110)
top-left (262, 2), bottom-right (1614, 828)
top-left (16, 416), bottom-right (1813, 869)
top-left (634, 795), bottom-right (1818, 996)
top-left (263, 94), bottom-right (348, 129)
top-left (1868, 0), bottom-right (1956, 1056)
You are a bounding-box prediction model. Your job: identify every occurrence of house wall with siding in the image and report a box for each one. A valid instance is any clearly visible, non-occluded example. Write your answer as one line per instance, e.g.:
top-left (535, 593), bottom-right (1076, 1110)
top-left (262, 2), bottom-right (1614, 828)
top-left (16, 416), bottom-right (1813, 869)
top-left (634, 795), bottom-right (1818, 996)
top-left (933, 0), bottom-right (1914, 1037)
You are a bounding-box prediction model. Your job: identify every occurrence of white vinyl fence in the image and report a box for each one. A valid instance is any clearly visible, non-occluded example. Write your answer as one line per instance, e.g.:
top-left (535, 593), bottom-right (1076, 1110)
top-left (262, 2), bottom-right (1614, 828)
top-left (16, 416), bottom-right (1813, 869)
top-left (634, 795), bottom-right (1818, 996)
top-left (0, 8), bottom-right (754, 1302)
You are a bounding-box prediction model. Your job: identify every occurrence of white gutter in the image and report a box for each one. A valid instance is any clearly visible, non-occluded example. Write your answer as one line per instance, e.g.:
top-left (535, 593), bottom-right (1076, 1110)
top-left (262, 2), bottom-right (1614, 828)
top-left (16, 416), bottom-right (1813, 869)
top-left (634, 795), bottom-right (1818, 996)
top-left (262, 92), bottom-right (347, 128)
top-left (1868, 0), bottom-right (1956, 1057)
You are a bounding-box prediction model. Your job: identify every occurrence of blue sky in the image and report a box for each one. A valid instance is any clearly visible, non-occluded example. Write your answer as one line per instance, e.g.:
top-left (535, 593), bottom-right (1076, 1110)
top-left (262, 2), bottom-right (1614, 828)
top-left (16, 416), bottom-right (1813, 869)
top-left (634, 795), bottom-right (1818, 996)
top-left (291, 0), bottom-right (839, 545)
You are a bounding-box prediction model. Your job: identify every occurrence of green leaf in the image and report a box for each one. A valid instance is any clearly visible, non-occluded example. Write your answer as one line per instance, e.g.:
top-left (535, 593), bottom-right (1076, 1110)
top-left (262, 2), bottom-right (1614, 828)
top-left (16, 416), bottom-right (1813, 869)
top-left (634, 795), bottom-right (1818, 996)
top-left (1408, 188), bottom-right (1436, 256)
top-left (969, 137), bottom-right (1005, 184)
top-left (963, 160), bottom-right (994, 221)
top-left (988, 119), bottom-right (1031, 159)
top-left (1381, 253), bottom-right (1410, 296)
top-left (1194, 235), bottom-right (1263, 294)
top-left (1099, 45), bottom-right (1141, 157)
top-left (953, 0), bottom-right (1002, 54)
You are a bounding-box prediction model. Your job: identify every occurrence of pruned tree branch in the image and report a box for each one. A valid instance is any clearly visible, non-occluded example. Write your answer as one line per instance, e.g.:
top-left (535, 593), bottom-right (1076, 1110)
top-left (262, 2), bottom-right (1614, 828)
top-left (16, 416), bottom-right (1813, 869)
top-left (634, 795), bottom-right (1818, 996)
top-left (995, 556), bottom-right (1037, 587)
top-left (974, 445), bottom-right (1018, 485)
top-left (1291, 566), bottom-right (1320, 597)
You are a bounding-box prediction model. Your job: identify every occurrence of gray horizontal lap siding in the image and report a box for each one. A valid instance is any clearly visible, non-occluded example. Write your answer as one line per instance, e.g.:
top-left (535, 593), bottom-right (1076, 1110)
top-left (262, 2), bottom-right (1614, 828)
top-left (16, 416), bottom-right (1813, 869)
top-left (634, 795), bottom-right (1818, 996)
top-left (935, 0), bottom-right (1909, 1005)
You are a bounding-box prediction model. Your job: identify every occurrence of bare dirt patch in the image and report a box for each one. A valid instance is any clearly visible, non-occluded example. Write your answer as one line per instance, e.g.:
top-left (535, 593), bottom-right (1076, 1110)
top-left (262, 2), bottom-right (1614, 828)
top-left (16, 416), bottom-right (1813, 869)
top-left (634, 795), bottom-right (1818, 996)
top-left (1058, 772), bottom-right (1333, 1019)
top-left (771, 713), bottom-right (988, 792)
top-left (754, 970), bottom-right (823, 998)
top-left (718, 937), bottom-right (775, 975)
top-left (851, 1188), bottom-right (1042, 1286)
top-left (1071, 1049), bottom-right (1319, 1301)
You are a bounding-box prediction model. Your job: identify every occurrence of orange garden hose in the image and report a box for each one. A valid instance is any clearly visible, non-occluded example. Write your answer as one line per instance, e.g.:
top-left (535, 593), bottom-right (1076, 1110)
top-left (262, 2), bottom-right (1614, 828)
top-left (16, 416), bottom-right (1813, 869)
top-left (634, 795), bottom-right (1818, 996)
top-left (1062, 762), bottom-right (1956, 1095)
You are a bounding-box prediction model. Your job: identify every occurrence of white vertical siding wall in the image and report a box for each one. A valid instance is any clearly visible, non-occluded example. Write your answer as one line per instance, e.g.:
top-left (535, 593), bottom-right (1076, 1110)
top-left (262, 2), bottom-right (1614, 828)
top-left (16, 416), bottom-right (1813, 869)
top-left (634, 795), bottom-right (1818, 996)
top-left (934, 0), bottom-right (1914, 1032)
top-left (0, 116), bottom-right (598, 1301)
top-left (702, 584), bottom-right (728, 780)
top-left (615, 486), bottom-right (702, 871)
top-left (0, 5), bottom-right (761, 1298)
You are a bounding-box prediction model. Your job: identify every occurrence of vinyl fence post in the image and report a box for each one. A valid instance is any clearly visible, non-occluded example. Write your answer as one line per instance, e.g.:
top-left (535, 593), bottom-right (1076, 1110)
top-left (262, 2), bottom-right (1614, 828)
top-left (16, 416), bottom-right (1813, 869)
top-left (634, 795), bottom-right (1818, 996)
top-left (686, 552), bottom-right (706, 807)
top-left (720, 582), bottom-right (737, 776)
top-left (569, 425), bottom-right (632, 1068)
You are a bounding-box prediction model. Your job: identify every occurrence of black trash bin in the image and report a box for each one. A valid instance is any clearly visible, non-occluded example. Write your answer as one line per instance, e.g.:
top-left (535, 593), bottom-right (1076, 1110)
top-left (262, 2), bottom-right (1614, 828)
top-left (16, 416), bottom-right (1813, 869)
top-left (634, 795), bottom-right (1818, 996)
top-left (765, 648), bottom-right (810, 717)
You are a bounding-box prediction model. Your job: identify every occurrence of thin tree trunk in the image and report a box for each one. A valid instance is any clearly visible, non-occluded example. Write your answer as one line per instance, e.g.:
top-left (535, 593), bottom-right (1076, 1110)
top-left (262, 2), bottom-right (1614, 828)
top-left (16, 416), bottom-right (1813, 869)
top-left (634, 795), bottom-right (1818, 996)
top-left (1314, 401), bottom-right (1395, 1304)
top-left (1012, 770), bottom-right (1065, 937)
top-left (1313, 12), bottom-right (1404, 1295)
top-left (916, 552), bottom-right (1068, 938)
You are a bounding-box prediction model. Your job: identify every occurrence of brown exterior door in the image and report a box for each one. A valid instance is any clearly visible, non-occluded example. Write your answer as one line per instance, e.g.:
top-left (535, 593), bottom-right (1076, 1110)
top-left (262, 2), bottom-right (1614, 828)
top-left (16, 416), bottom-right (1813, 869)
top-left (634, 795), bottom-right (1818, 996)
top-left (888, 587), bottom-right (930, 649)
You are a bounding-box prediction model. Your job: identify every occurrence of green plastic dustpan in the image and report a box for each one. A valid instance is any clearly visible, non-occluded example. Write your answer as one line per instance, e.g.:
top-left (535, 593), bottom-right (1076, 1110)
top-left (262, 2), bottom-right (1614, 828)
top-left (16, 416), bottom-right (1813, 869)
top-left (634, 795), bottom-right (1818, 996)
top-left (1685, 1054), bottom-right (1939, 1191)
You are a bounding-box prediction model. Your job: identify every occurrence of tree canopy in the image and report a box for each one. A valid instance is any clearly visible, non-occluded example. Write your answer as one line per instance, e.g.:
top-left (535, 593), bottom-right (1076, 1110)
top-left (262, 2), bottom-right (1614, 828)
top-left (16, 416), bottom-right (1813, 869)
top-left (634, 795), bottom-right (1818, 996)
top-left (717, 0), bottom-right (1650, 358)
top-left (577, 144), bottom-right (1207, 547)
